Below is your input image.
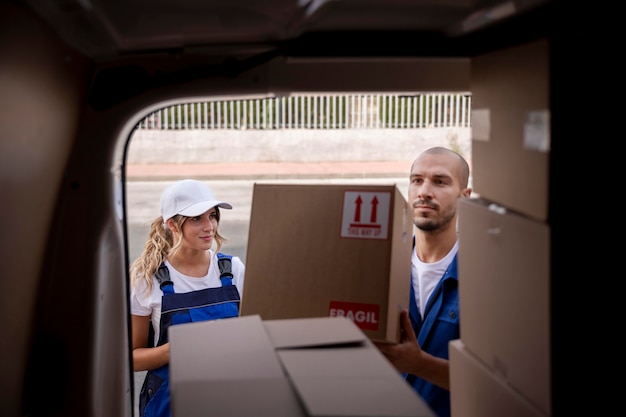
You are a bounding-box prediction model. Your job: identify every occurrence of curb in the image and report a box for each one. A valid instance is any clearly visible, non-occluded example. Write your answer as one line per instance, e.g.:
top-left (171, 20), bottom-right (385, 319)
top-left (125, 161), bottom-right (411, 181)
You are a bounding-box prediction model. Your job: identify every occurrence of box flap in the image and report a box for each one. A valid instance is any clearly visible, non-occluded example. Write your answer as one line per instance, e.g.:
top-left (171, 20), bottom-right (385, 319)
top-left (169, 315), bottom-right (299, 417)
top-left (278, 345), bottom-right (435, 417)
top-left (172, 379), bottom-right (306, 417)
top-left (169, 314), bottom-right (284, 382)
top-left (265, 316), bottom-right (366, 349)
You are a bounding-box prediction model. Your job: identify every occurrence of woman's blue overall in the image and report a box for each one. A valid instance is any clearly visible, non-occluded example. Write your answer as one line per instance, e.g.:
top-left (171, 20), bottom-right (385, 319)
top-left (138, 254), bottom-right (240, 417)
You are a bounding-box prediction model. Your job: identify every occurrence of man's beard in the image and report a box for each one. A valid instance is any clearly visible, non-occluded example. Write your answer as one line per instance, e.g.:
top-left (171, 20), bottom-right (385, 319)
top-left (414, 210), bottom-right (455, 232)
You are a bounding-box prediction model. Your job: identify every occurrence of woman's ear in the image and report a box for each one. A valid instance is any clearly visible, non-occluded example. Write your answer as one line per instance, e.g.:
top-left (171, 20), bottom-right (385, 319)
top-left (165, 218), bottom-right (178, 233)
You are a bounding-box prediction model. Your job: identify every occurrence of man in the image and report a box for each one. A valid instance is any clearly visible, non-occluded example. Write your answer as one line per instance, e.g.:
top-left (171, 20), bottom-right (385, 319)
top-left (376, 146), bottom-right (472, 417)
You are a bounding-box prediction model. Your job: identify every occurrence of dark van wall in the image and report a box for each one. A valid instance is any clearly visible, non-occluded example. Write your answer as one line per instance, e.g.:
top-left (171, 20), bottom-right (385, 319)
top-left (1, 4), bottom-right (472, 417)
top-left (0, 3), bottom-right (89, 416)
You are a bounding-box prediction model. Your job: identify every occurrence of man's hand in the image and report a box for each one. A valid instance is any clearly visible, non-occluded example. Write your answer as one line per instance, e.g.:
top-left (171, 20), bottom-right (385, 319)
top-left (374, 309), bottom-right (423, 375)
top-left (374, 308), bottom-right (450, 390)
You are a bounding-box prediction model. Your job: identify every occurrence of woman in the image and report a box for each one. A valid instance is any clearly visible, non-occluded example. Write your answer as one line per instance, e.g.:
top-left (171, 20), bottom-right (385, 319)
top-left (129, 179), bottom-right (245, 417)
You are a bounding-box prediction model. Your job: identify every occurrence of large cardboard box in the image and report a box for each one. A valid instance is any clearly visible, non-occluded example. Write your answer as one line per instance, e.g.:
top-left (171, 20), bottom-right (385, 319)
top-left (169, 315), bottom-right (435, 417)
top-left (449, 340), bottom-right (549, 417)
top-left (457, 198), bottom-right (551, 415)
top-left (470, 39), bottom-right (550, 221)
top-left (241, 183), bottom-right (413, 343)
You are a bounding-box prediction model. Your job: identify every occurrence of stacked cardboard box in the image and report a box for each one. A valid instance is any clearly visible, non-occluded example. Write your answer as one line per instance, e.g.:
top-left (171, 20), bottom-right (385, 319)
top-left (470, 38), bottom-right (550, 222)
top-left (449, 340), bottom-right (547, 417)
top-left (240, 183), bottom-right (413, 343)
top-left (169, 315), bottom-right (435, 417)
top-left (455, 198), bottom-right (551, 417)
top-left (450, 39), bottom-right (552, 417)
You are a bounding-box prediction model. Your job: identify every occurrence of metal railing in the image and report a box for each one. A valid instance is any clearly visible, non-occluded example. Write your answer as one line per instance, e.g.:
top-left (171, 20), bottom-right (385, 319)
top-left (138, 93), bottom-right (471, 130)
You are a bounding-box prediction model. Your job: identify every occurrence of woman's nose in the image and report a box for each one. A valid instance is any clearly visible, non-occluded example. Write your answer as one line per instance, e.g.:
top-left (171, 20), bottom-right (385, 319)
top-left (202, 218), bottom-right (215, 230)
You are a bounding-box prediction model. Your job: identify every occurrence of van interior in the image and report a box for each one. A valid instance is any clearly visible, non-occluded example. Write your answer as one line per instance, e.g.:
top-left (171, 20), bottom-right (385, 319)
top-left (2, 1), bottom-right (580, 416)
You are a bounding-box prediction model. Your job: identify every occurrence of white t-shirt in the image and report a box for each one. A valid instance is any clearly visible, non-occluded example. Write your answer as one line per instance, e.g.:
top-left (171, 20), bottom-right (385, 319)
top-left (411, 240), bottom-right (458, 318)
top-left (130, 250), bottom-right (245, 344)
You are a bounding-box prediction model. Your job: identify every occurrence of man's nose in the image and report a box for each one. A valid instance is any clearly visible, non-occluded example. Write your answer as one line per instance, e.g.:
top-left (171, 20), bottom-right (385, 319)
top-left (418, 181), bottom-right (434, 198)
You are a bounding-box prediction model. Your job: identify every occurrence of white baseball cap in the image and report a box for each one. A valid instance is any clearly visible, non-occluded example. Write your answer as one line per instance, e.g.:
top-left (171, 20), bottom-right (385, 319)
top-left (160, 179), bottom-right (232, 222)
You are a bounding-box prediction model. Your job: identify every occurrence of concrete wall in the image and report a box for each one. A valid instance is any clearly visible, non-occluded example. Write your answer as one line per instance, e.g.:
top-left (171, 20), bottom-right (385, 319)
top-left (127, 127), bottom-right (471, 164)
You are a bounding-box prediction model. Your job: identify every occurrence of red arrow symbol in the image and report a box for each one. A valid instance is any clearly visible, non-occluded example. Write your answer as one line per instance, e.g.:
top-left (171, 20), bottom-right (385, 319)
top-left (354, 195), bottom-right (362, 222)
top-left (370, 195), bottom-right (379, 223)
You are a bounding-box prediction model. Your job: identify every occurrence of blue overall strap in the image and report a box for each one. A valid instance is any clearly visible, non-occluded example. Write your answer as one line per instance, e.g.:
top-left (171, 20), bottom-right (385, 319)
top-left (155, 254), bottom-right (234, 295)
top-left (216, 252), bottom-right (234, 286)
top-left (409, 281), bottom-right (422, 330)
top-left (408, 235), bottom-right (421, 330)
top-left (155, 262), bottom-right (174, 295)
top-left (157, 254), bottom-right (240, 345)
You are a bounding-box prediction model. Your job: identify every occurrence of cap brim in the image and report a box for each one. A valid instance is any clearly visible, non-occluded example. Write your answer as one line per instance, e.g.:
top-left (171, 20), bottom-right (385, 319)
top-left (178, 200), bottom-right (232, 217)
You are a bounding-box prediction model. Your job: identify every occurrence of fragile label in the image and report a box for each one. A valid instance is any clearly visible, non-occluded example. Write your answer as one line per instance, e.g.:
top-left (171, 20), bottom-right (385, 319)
top-left (340, 191), bottom-right (391, 239)
top-left (329, 301), bottom-right (380, 331)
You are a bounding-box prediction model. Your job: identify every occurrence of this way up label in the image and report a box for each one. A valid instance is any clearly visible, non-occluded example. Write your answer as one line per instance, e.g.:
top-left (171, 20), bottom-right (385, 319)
top-left (340, 191), bottom-right (391, 240)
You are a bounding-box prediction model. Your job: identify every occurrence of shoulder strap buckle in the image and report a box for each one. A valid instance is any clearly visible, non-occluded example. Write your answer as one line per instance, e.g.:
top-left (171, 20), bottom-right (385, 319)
top-left (155, 263), bottom-right (174, 289)
top-left (216, 252), bottom-right (234, 284)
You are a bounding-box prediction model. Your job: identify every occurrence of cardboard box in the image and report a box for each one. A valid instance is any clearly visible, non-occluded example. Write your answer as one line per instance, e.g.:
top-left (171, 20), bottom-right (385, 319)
top-left (457, 198), bottom-right (551, 415)
top-left (241, 183), bottom-right (413, 343)
top-left (169, 315), bottom-right (435, 417)
top-left (450, 340), bottom-right (549, 417)
top-left (470, 39), bottom-right (550, 221)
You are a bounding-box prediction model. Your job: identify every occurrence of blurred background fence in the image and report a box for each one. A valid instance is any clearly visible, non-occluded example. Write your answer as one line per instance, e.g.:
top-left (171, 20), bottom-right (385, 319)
top-left (137, 93), bottom-right (472, 131)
